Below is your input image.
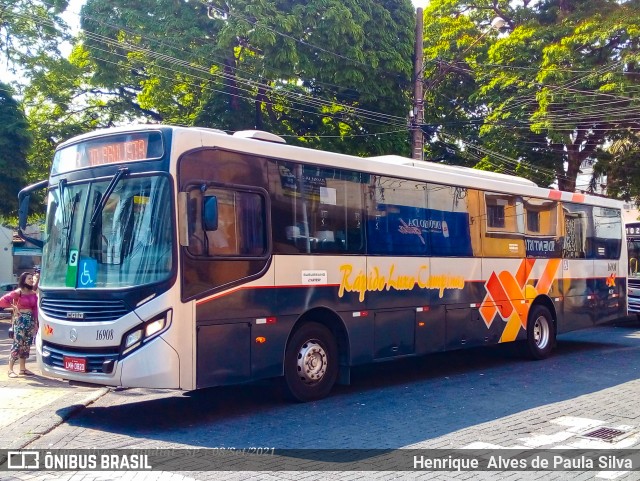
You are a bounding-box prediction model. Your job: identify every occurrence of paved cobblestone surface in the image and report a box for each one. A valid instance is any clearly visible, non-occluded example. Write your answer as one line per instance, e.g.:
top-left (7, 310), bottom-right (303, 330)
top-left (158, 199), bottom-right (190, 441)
top-left (0, 320), bottom-right (108, 449)
top-left (1, 320), bottom-right (640, 480)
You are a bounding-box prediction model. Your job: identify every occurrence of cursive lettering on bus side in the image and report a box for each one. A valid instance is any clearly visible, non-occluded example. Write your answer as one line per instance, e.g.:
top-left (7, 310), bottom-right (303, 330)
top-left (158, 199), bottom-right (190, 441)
top-left (338, 264), bottom-right (465, 302)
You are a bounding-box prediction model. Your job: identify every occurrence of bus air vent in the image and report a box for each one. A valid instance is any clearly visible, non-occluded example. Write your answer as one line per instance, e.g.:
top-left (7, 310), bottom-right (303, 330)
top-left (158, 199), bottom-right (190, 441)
top-left (42, 341), bottom-right (120, 373)
top-left (233, 130), bottom-right (286, 144)
top-left (192, 127), bottom-right (227, 135)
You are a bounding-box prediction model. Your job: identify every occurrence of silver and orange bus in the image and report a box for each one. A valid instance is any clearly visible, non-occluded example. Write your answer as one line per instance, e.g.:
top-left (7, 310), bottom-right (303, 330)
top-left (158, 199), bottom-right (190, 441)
top-left (18, 125), bottom-right (626, 401)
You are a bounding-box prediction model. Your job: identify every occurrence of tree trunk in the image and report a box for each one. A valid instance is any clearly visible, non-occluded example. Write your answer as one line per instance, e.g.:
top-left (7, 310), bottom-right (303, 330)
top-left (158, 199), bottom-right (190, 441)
top-left (560, 151), bottom-right (580, 193)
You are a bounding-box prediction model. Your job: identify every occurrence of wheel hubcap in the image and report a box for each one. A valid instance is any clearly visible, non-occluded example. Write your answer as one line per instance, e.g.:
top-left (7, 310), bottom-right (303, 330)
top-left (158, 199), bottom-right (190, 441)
top-left (296, 340), bottom-right (327, 384)
top-left (533, 316), bottom-right (550, 349)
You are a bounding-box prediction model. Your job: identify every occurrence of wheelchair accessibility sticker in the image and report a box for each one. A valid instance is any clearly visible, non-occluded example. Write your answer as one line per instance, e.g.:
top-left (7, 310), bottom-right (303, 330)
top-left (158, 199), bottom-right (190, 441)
top-left (78, 258), bottom-right (97, 287)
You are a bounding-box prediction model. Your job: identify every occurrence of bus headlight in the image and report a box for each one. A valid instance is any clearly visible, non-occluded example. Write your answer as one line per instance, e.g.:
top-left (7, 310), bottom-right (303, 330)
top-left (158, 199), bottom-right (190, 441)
top-left (124, 330), bottom-right (143, 350)
top-left (122, 310), bottom-right (172, 355)
top-left (145, 318), bottom-right (165, 337)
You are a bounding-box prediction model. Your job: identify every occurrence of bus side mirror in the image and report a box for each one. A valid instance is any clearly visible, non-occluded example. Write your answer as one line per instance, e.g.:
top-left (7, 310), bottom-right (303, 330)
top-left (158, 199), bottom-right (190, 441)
top-left (18, 180), bottom-right (49, 249)
top-left (203, 195), bottom-right (219, 231)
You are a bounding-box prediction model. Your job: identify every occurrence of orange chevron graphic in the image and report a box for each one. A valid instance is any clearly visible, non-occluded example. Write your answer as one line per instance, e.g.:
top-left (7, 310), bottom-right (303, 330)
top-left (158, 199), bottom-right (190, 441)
top-left (516, 258), bottom-right (535, 288)
top-left (537, 259), bottom-right (561, 295)
top-left (480, 259), bottom-right (560, 341)
top-left (606, 273), bottom-right (616, 288)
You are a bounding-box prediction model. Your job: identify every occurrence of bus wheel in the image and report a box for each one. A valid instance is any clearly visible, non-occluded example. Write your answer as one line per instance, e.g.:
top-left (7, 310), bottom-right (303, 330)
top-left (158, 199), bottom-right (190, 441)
top-left (524, 305), bottom-right (555, 360)
top-left (284, 322), bottom-right (338, 402)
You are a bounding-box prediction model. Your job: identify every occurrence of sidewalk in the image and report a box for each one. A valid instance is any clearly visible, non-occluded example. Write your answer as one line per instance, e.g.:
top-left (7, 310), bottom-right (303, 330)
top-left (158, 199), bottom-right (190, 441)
top-left (0, 319), bottom-right (108, 449)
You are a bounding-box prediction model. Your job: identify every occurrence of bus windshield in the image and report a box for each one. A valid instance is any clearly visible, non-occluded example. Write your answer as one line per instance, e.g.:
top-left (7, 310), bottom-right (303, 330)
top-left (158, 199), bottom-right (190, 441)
top-left (40, 174), bottom-right (173, 289)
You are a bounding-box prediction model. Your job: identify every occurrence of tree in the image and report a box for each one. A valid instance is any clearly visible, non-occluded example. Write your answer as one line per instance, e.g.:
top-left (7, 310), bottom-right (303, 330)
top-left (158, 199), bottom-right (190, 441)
top-left (77, 0), bottom-right (415, 155)
top-left (421, 0), bottom-right (640, 193)
top-left (0, 0), bottom-right (70, 80)
top-left (0, 83), bottom-right (31, 217)
top-left (592, 132), bottom-right (640, 202)
top-left (22, 46), bottom-right (141, 185)
top-left (0, 0), bottom-right (75, 211)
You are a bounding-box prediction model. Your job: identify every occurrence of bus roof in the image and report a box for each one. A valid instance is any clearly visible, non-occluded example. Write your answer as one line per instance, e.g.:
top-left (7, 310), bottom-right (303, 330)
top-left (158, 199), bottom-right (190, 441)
top-left (367, 155), bottom-right (538, 187)
top-left (57, 124), bottom-right (623, 210)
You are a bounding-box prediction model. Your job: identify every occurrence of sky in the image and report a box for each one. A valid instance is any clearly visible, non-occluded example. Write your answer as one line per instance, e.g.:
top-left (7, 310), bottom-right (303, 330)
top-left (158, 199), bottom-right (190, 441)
top-left (61, 0), bottom-right (83, 33)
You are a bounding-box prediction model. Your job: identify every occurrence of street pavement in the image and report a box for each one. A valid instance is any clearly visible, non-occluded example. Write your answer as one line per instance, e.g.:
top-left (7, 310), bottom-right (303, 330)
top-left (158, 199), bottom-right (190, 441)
top-left (1, 318), bottom-right (640, 480)
top-left (0, 319), bottom-right (108, 450)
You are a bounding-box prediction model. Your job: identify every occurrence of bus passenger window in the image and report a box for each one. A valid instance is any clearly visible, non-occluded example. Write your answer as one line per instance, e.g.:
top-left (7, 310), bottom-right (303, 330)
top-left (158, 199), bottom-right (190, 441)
top-left (563, 204), bottom-right (590, 259)
top-left (482, 193), bottom-right (524, 258)
top-left (592, 207), bottom-right (621, 259)
top-left (366, 176), bottom-right (429, 256)
top-left (186, 186), bottom-right (266, 257)
top-left (486, 204), bottom-right (504, 228)
top-left (270, 162), bottom-right (364, 255)
top-left (522, 198), bottom-right (560, 258)
top-left (426, 184), bottom-right (474, 257)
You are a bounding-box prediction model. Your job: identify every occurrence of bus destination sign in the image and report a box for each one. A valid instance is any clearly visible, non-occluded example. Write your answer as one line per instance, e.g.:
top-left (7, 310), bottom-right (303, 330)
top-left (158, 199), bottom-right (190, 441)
top-left (53, 131), bottom-right (164, 174)
top-left (87, 138), bottom-right (147, 166)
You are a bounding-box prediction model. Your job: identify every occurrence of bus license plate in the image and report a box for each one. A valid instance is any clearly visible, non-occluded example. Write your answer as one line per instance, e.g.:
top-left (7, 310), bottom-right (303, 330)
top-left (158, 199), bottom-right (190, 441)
top-left (63, 356), bottom-right (86, 372)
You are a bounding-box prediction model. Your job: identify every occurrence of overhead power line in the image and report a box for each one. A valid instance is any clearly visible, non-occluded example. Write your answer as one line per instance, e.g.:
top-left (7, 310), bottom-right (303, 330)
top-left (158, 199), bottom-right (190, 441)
top-left (439, 132), bottom-right (567, 184)
top-left (198, 0), bottom-right (408, 81)
top-left (6, 7), bottom-right (410, 131)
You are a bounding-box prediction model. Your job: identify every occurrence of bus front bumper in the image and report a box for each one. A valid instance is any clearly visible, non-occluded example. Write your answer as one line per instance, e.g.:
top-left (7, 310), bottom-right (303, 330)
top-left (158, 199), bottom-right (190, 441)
top-left (36, 335), bottom-right (181, 389)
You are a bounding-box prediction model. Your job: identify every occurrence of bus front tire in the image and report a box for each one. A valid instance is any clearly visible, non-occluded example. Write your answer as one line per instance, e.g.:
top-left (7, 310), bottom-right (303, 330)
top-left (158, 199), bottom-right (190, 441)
top-left (284, 322), bottom-right (338, 402)
top-left (523, 304), bottom-right (555, 360)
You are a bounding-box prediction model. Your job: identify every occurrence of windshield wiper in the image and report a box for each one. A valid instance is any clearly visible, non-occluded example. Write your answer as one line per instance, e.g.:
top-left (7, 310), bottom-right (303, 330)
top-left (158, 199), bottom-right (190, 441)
top-left (57, 178), bottom-right (76, 260)
top-left (65, 193), bottom-right (79, 260)
top-left (59, 179), bottom-right (67, 227)
top-left (90, 168), bottom-right (128, 226)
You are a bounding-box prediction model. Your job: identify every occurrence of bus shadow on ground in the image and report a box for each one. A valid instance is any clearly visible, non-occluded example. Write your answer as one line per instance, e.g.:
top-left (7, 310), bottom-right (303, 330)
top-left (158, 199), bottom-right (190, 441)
top-left (61, 323), bottom-right (640, 449)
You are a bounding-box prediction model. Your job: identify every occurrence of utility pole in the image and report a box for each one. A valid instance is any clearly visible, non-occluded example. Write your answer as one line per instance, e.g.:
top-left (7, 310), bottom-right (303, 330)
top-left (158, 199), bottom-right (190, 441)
top-left (411, 7), bottom-right (424, 161)
top-left (410, 14), bottom-right (505, 162)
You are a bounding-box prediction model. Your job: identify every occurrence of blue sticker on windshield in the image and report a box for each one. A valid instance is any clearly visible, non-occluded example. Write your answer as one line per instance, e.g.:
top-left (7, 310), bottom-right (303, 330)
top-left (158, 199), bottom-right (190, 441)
top-left (78, 258), bottom-right (97, 288)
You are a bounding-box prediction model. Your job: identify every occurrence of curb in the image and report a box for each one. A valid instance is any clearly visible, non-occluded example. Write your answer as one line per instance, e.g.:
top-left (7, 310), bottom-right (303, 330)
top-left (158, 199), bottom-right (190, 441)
top-left (6, 387), bottom-right (110, 450)
top-left (1, 317), bottom-right (111, 449)
top-left (48, 387), bottom-right (110, 436)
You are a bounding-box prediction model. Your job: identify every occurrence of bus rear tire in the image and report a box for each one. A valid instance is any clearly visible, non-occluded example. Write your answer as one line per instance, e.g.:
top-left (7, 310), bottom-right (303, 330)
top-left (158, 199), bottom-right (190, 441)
top-left (523, 304), bottom-right (555, 360)
top-left (284, 322), bottom-right (338, 402)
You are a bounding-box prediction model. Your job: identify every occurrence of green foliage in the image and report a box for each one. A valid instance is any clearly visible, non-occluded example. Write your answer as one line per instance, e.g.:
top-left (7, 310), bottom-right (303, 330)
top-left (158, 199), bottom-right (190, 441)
top-left (593, 133), bottom-right (640, 203)
top-left (10, 0), bottom-right (640, 207)
top-left (77, 0), bottom-right (414, 155)
top-left (2, 0), bottom-right (415, 202)
top-left (422, 0), bottom-right (640, 195)
top-left (0, 84), bottom-right (31, 216)
top-left (0, 0), bottom-right (70, 77)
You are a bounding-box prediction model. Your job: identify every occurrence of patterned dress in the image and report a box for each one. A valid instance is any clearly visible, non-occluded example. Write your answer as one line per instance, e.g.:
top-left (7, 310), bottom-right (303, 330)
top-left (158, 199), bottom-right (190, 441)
top-left (0, 289), bottom-right (38, 360)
